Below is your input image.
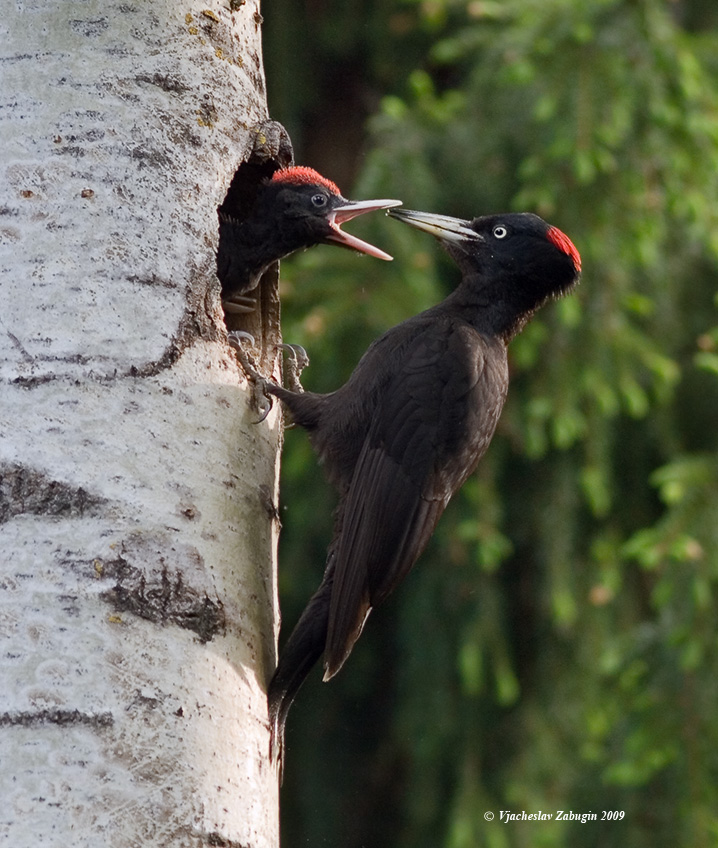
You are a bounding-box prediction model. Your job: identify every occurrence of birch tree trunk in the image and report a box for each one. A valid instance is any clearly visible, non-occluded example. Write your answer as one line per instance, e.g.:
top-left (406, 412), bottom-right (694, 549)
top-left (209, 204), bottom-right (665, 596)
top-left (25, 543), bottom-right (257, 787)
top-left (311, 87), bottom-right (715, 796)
top-left (0, 2), bottom-right (283, 846)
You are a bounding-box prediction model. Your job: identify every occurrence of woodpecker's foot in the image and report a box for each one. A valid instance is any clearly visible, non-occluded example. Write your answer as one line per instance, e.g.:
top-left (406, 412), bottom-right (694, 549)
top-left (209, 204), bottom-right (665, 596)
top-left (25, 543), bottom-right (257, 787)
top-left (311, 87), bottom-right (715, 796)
top-left (248, 120), bottom-right (294, 169)
top-left (228, 332), bottom-right (273, 422)
top-left (280, 343), bottom-right (309, 393)
top-left (228, 330), bottom-right (257, 354)
top-left (222, 295), bottom-right (257, 315)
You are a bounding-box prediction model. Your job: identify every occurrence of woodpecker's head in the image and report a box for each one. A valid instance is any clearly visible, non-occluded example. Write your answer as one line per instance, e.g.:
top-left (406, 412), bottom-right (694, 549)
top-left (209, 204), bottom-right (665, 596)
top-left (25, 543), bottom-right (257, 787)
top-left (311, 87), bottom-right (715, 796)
top-left (261, 167), bottom-right (402, 261)
top-left (218, 167), bottom-right (402, 308)
top-left (390, 208), bottom-right (580, 301)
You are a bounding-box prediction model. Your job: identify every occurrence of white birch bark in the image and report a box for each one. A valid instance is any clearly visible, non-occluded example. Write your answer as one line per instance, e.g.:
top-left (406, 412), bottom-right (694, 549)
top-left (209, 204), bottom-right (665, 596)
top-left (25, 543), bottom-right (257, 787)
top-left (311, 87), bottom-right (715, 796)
top-left (0, 2), bottom-right (282, 846)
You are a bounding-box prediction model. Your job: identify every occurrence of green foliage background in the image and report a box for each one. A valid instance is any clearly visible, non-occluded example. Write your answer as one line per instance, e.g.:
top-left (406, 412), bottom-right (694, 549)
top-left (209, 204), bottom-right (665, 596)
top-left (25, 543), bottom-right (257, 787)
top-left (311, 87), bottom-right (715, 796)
top-left (262, 1), bottom-right (718, 845)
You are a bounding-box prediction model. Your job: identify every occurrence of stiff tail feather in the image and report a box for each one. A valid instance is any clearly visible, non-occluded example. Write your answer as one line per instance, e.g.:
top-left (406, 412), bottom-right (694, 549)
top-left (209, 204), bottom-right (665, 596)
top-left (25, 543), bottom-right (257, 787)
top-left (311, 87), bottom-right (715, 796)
top-left (267, 561), bottom-right (335, 779)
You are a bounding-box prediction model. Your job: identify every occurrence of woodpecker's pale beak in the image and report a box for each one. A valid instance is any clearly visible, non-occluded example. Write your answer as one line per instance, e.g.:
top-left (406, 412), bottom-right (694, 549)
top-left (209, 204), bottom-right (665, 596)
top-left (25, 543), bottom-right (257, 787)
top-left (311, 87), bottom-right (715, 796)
top-left (325, 199), bottom-right (402, 261)
top-left (388, 208), bottom-right (483, 243)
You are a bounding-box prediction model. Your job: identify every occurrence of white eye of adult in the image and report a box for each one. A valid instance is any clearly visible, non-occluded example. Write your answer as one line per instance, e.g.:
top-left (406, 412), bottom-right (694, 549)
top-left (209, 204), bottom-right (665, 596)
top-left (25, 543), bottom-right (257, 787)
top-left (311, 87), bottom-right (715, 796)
top-left (312, 194), bottom-right (327, 207)
top-left (493, 225), bottom-right (508, 239)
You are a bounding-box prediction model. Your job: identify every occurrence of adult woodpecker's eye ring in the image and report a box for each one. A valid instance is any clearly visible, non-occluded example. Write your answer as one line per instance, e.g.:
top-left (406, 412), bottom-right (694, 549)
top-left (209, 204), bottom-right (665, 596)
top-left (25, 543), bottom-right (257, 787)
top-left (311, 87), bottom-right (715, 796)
top-left (311, 194), bottom-right (328, 207)
top-left (492, 225), bottom-right (508, 239)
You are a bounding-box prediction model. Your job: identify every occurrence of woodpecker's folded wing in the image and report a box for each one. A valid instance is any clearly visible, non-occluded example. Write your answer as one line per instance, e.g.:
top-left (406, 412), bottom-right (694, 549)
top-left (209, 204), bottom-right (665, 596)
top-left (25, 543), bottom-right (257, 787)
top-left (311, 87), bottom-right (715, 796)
top-left (323, 321), bottom-right (492, 679)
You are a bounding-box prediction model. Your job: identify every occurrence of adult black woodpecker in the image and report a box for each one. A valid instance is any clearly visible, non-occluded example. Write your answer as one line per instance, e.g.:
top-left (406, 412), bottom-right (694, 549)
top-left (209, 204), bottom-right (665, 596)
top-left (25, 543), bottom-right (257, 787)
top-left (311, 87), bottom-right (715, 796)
top-left (218, 166), bottom-right (401, 313)
top-left (263, 207), bottom-right (581, 764)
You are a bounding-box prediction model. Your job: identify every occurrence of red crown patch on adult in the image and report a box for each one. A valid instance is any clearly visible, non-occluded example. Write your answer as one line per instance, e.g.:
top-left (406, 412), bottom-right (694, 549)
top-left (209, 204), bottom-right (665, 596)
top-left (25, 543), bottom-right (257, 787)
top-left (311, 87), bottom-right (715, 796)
top-left (271, 166), bottom-right (341, 197)
top-left (547, 226), bottom-right (581, 272)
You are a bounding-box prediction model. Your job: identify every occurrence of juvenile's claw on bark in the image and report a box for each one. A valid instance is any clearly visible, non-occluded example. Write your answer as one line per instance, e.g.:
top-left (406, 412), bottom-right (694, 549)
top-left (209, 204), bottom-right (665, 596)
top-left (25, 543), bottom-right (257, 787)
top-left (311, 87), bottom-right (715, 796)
top-left (228, 332), bottom-right (273, 422)
top-left (248, 120), bottom-right (294, 169)
top-left (228, 331), bottom-right (256, 348)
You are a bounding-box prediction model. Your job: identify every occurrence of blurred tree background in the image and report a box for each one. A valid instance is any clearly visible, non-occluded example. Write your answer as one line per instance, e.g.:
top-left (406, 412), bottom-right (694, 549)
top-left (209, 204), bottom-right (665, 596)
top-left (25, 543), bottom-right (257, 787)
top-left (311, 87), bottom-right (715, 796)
top-left (262, 1), bottom-right (718, 845)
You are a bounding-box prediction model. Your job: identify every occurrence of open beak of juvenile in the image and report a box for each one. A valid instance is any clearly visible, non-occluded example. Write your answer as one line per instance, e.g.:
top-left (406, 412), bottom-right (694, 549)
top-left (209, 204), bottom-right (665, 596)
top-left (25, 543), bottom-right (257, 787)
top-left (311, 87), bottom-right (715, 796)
top-left (388, 208), bottom-right (483, 243)
top-left (326, 199), bottom-right (403, 261)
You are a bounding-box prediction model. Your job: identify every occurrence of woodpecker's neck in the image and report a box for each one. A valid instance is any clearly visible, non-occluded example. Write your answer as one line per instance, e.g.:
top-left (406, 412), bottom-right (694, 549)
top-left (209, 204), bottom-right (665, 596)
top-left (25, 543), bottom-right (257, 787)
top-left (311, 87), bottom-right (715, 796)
top-left (218, 212), bottom-right (281, 291)
top-left (442, 272), bottom-right (539, 342)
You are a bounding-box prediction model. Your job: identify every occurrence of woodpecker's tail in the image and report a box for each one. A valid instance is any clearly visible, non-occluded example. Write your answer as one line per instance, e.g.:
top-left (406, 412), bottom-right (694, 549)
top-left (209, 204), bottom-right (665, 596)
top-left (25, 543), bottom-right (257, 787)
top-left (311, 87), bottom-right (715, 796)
top-left (268, 560), bottom-right (335, 778)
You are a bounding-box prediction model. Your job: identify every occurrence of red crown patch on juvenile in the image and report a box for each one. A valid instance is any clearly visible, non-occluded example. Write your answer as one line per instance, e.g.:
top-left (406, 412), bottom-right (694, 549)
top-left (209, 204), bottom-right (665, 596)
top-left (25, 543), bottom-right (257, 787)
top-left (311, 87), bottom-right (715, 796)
top-left (271, 166), bottom-right (341, 197)
top-left (547, 226), bottom-right (581, 272)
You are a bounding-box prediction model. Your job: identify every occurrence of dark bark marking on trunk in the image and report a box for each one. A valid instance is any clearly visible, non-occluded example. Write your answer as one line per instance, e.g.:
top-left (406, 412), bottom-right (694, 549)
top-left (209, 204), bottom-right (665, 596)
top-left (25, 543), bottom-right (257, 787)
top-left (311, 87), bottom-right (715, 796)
top-left (99, 536), bottom-right (227, 643)
top-left (0, 709), bottom-right (114, 727)
top-left (0, 463), bottom-right (107, 522)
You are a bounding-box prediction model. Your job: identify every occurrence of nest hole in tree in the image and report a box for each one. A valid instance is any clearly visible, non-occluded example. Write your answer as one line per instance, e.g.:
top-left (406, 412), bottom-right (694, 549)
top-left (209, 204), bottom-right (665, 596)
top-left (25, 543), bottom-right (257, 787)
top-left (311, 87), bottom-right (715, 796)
top-left (217, 156), bottom-right (284, 372)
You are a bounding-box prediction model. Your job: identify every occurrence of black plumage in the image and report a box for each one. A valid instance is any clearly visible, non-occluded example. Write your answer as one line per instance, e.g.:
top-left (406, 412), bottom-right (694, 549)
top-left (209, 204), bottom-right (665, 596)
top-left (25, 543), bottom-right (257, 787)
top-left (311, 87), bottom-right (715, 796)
top-left (266, 208), bottom-right (582, 763)
top-left (218, 166), bottom-right (400, 312)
